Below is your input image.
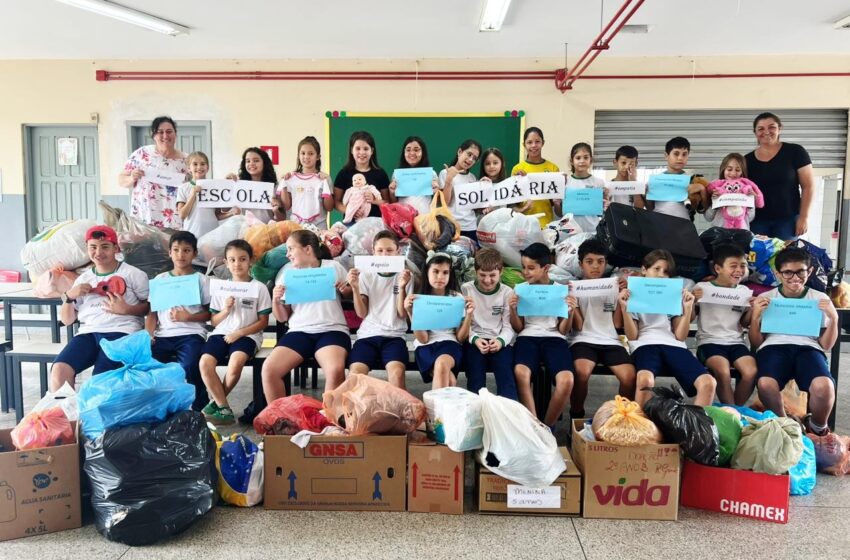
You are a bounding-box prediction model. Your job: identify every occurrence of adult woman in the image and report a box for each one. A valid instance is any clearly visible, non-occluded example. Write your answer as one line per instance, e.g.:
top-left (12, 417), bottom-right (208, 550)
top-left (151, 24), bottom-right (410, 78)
top-left (119, 116), bottom-right (188, 229)
top-left (746, 112), bottom-right (815, 240)
top-left (333, 131), bottom-right (390, 219)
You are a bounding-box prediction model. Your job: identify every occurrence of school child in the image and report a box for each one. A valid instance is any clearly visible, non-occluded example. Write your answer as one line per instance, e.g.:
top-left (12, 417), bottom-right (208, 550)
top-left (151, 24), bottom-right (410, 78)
top-left (461, 248), bottom-right (518, 399)
top-left (511, 127), bottom-right (560, 227)
top-left (509, 243), bottom-right (577, 427)
top-left (49, 225), bottom-right (150, 391)
top-left (333, 131), bottom-right (390, 219)
top-left (177, 151), bottom-right (224, 239)
top-left (610, 145), bottom-right (644, 208)
top-left (704, 153), bottom-right (764, 230)
top-left (564, 142), bottom-right (609, 233)
top-left (644, 137), bottom-right (709, 220)
top-left (222, 147), bottom-right (278, 223)
top-left (479, 147), bottom-right (507, 215)
top-left (440, 139), bottom-right (482, 242)
top-left (569, 239), bottom-right (636, 417)
top-left (404, 252), bottom-right (474, 390)
top-left (281, 136), bottom-right (333, 227)
top-left (262, 230), bottom-right (351, 402)
top-left (750, 246), bottom-right (839, 435)
top-left (199, 240), bottom-right (271, 424)
top-left (388, 136), bottom-right (440, 216)
top-left (619, 250), bottom-right (717, 408)
top-left (348, 230), bottom-right (413, 389)
top-left (692, 244), bottom-right (757, 405)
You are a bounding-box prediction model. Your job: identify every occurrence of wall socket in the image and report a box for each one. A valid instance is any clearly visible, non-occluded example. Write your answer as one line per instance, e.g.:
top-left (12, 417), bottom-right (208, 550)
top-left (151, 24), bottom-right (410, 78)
top-left (90, 112), bottom-right (99, 125)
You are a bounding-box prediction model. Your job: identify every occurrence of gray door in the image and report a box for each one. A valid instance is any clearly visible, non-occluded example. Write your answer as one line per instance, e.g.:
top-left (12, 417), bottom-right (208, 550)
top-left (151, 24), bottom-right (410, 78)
top-left (127, 120), bottom-right (212, 167)
top-left (25, 125), bottom-right (100, 238)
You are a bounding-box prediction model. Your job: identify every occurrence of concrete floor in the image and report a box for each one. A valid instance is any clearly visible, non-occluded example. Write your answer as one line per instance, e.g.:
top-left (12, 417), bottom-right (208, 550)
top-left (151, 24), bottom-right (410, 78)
top-left (2, 327), bottom-right (850, 559)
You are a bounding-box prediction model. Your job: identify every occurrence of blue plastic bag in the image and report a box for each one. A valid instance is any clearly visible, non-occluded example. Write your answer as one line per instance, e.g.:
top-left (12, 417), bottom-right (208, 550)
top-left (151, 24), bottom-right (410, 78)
top-left (78, 331), bottom-right (195, 439)
top-left (216, 434), bottom-right (263, 507)
top-left (790, 435), bottom-right (817, 496)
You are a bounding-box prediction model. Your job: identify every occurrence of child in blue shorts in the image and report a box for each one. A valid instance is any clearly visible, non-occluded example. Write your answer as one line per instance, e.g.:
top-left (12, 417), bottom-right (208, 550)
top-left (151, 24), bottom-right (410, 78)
top-left (750, 246), bottom-right (839, 436)
top-left (620, 249), bottom-right (717, 408)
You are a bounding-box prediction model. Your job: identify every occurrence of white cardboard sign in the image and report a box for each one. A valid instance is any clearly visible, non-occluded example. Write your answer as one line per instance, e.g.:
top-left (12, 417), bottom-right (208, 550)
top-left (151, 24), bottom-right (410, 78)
top-left (506, 485), bottom-right (561, 509)
top-left (698, 285), bottom-right (752, 307)
top-left (353, 255), bottom-right (406, 274)
top-left (605, 181), bottom-right (646, 196)
top-left (571, 278), bottom-right (619, 299)
top-left (195, 179), bottom-right (275, 209)
top-left (210, 278), bottom-right (259, 300)
top-left (712, 193), bottom-right (756, 209)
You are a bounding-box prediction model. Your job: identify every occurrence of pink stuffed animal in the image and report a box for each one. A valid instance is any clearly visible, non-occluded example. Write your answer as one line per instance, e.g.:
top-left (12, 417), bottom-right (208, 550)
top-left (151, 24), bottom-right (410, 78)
top-left (706, 178), bottom-right (764, 229)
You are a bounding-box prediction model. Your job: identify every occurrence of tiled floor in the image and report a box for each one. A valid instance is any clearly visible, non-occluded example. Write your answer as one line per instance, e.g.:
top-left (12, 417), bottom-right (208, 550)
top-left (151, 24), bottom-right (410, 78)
top-left (3, 327), bottom-right (850, 559)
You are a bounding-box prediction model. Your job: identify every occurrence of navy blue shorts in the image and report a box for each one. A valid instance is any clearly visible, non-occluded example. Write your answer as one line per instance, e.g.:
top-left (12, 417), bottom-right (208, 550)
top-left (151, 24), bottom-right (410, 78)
top-left (276, 330), bottom-right (351, 359)
top-left (697, 343), bottom-right (752, 364)
top-left (202, 334), bottom-right (257, 365)
top-left (55, 331), bottom-right (126, 375)
top-left (756, 344), bottom-right (833, 392)
top-left (350, 336), bottom-right (408, 370)
top-left (632, 344), bottom-right (708, 397)
top-left (514, 336), bottom-right (575, 383)
top-left (414, 341), bottom-right (462, 383)
top-left (571, 342), bottom-right (631, 367)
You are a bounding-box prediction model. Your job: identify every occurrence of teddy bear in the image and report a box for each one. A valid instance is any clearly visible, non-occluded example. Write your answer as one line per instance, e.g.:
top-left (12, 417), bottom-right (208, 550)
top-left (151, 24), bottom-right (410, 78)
top-left (705, 178), bottom-right (765, 230)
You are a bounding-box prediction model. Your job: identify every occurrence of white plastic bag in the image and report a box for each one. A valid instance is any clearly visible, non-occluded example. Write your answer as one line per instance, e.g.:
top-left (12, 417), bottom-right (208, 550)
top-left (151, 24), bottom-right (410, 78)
top-left (342, 217), bottom-right (385, 255)
top-left (31, 382), bottom-right (78, 421)
top-left (477, 388), bottom-right (565, 487)
top-left (423, 387), bottom-right (483, 452)
top-left (21, 219), bottom-right (96, 278)
top-left (542, 214), bottom-right (584, 247)
top-left (476, 209), bottom-right (544, 267)
top-left (197, 215), bottom-right (249, 263)
top-left (554, 232), bottom-right (597, 278)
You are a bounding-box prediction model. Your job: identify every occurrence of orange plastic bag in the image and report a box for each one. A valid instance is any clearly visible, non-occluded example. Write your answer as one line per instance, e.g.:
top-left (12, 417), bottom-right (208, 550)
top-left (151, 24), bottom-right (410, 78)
top-left (11, 407), bottom-right (74, 450)
top-left (33, 267), bottom-right (79, 298)
top-left (751, 380), bottom-right (808, 417)
top-left (243, 221), bottom-right (302, 261)
top-left (809, 432), bottom-right (850, 476)
top-left (413, 191), bottom-right (460, 250)
top-left (322, 375), bottom-right (426, 435)
top-left (592, 395), bottom-right (663, 446)
top-left (253, 395), bottom-right (330, 435)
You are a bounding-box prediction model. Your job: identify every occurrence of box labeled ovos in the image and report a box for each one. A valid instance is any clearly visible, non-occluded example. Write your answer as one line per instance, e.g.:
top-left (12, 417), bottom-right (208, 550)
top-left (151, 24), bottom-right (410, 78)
top-left (680, 461), bottom-right (790, 524)
top-left (572, 420), bottom-right (680, 520)
top-left (264, 435), bottom-right (406, 511)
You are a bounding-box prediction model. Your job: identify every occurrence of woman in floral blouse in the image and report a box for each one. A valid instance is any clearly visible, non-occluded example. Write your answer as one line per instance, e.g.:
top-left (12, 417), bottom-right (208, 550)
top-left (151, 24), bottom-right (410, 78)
top-left (118, 116), bottom-right (188, 229)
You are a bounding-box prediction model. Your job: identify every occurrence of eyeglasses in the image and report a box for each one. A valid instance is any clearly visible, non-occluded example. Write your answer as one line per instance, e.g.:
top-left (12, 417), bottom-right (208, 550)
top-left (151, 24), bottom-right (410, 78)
top-left (779, 268), bottom-right (808, 280)
top-left (154, 129), bottom-right (176, 136)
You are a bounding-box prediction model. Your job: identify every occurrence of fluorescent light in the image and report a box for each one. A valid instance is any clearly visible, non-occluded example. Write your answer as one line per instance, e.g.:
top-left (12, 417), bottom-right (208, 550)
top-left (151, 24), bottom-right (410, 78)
top-left (621, 24), bottom-right (653, 34)
top-left (835, 14), bottom-right (850, 29)
top-left (479, 0), bottom-right (512, 32)
top-left (55, 0), bottom-right (189, 36)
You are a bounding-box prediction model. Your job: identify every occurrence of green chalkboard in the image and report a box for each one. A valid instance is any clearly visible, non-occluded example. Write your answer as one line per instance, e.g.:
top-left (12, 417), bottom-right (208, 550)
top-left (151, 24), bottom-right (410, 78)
top-left (326, 113), bottom-right (524, 180)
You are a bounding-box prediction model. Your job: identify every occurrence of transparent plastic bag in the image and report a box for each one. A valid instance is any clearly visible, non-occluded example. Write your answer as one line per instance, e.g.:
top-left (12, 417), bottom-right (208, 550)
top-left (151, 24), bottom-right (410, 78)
top-left (253, 395), bottom-right (331, 435)
top-left (342, 217), bottom-right (386, 255)
top-left (413, 191), bottom-right (460, 250)
top-left (197, 215), bottom-right (250, 263)
top-left (477, 208), bottom-right (544, 267)
top-left (33, 267), bottom-right (79, 299)
top-left (380, 202), bottom-right (419, 239)
top-left (322, 375), bottom-right (426, 435)
top-left (20, 219), bottom-right (95, 278)
top-left (11, 407), bottom-right (74, 450)
top-left (423, 387), bottom-right (483, 452)
top-left (216, 434), bottom-right (264, 507)
top-left (31, 381), bottom-right (78, 421)
top-left (593, 396), bottom-right (662, 446)
top-left (809, 432), bottom-right (850, 476)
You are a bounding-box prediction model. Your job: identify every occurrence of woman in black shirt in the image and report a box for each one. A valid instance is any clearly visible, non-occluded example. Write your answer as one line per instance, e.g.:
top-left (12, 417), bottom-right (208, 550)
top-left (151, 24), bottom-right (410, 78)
top-left (333, 131), bottom-right (390, 219)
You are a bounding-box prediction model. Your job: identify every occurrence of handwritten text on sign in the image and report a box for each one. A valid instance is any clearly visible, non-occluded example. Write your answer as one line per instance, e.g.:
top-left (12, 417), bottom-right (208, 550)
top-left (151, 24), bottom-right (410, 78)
top-left (454, 173), bottom-right (566, 210)
top-left (210, 278), bottom-right (259, 300)
top-left (627, 277), bottom-right (683, 316)
top-left (712, 193), bottom-right (756, 209)
top-left (571, 278), bottom-right (619, 299)
top-left (149, 274), bottom-right (201, 312)
top-left (354, 255), bottom-right (406, 274)
top-left (506, 485), bottom-right (561, 509)
top-left (606, 181), bottom-right (646, 196)
top-left (761, 298), bottom-right (823, 337)
top-left (283, 267), bottom-right (336, 304)
top-left (698, 285), bottom-right (752, 307)
top-left (143, 166), bottom-right (186, 187)
top-left (412, 295), bottom-right (465, 331)
top-left (195, 180), bottom-right (275, 210)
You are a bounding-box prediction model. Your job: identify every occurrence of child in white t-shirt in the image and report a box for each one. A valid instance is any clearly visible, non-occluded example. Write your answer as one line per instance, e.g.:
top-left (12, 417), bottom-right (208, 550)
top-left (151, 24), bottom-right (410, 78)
top-left (564, 142), bottom-right (609, 234)
top-left (281, 136), bottom-right (334, 227)
top-left (177, 151), bottom-right (224, 239)
top-left (440, 139), bottom-right (482, 242)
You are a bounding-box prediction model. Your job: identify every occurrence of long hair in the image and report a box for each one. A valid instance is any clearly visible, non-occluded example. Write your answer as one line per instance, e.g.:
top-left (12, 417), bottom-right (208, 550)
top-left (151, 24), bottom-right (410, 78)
top-left (295, 136), bottom-right (322, 173)
top-left (447, 139), bottom-right (482, 168)
top-left (420, 253), bottom-right (458, 295)
top-left (342, 130), bottom-right (381, 171)
top-left (718, 152), bottom-right (748, 180)
top-left (480, 147), bottom-right (506, 182)
top-left (398, 136), bottom-right (431, 169)
top-left (238, 147), bottom-right (277, 184)
top-left (289, 229), bottom-right (331, 261)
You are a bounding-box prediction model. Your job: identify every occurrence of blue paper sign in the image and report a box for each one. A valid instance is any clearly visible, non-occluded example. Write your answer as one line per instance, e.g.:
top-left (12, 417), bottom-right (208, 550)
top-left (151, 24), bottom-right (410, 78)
top-left (393, 167), bottom-right (434, 197)
top-left (761, 298), bottom-right (823, 337)
top-left (515, 283), bottom-right (569, 317)
top-left (647, 173), bottom-right (690, 202)
top-left (412, 295), bottom-right (465, 331)
top-left (283, 267), bottom-right (336, 304)
top-left (563, 187), bottom-right (604, 216)
top-left (149, 274), bottom-right (201, 312)
top-left (627, 277), bottom-right (683, 315)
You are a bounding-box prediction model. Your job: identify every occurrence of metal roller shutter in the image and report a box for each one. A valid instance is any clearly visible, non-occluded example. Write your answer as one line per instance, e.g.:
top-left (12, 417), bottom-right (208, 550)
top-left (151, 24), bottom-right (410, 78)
top-left (594, 109), bottom-right (848, 170)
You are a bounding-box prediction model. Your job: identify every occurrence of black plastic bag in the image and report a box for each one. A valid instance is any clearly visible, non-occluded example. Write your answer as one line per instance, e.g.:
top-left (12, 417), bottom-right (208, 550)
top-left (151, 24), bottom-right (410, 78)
top-left (84, 410), bottom-right (217, 546)
top-left (699, 226), bottom-right (754, 256)
top-left (642, 385), bottom-right (720, 466)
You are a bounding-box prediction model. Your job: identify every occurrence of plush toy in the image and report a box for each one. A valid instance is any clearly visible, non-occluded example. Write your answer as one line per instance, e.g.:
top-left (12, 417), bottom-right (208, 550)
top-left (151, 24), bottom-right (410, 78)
top-left (706, 178), bottom-right (765, 229)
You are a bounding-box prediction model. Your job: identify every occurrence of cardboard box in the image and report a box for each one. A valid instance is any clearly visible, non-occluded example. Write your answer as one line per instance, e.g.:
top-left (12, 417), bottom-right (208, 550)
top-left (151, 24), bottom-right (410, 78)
top-left (572, 419), bottom-right (680, 521)
top-left (264, 434), bottom-right (407, 511)
top-left (407, 440), bottom-right (464, 514)
top-left (0, 423), bottom-right (81, 542)
top-left (477, 447), bottom-right (581, 516)
top-left (680, 460), bottom-right (790, 524)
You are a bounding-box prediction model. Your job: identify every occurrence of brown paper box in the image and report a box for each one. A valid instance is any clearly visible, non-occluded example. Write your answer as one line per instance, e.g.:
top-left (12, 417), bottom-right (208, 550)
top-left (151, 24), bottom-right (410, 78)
top-left (0, 423), bottom-right (81, 542)
top-left (264, 434), bottom-right (407, 511)
top-left (407, 440), bottom-right (464, 514)
top-left (572, 419), bottom-right (680, 521)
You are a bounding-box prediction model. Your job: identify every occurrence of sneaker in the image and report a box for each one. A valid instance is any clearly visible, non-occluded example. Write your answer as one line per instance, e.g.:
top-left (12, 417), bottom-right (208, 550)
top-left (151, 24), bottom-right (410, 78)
top-left (201, 401), bottom-right (219, 417)
top-left (802, 414), bottom-right (831, 437)
top-left (208, 406), bottom-right (236, 426)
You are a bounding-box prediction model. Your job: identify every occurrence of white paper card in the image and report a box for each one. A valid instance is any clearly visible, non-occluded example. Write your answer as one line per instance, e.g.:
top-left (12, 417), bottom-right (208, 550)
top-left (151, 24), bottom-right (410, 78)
top-left (195, 179), bottom-right (274, 209)
top-left (712, 193), bottom-right (756, 209)
top-left (606, 181), bottom-right (646, 196)
top-left (144, 166), bottom-right (186, 187)
top-left (698, 285), bottom-right (752, 307)
top-left (507, 485), bottom-right (561, 509)
top-left (353, 255), bottom-right (406, 274)
top-left (571, 278), bottom-right (619, 299)
top-left (210, 278), bottom-right (259, 300)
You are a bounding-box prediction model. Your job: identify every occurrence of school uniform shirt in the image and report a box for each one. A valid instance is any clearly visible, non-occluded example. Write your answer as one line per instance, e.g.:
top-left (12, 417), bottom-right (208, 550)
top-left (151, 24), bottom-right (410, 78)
top-left (628, 312), bottom-right (687, 351)
top-left (153, 272), bottom-right (211, 338)
top-left (73, 262), bottom-right (150, 335)
top-left (511, 160), bottom-right (560, 227)
top-left (412, 291), bottom-right (463, 348)
top-left (570, 292), bottom-right (621, 347)
top-left (392, 168), bottom-right (438, 216)
top-left (461, 281), bottom-right (515, 347)
top-left (334, 168), bottom-right (391, 219)
top-left (757, 287), bottom-right (830, 352)
top-left (439, 169), bottom-right (478, 232)
top-left (515, 282), bottom-right (567, 340)
top-left (650, 172), bottom-right (691, 220)
top-left (209, 279), bottom-right (272, 347)
top-left (565, 175), bottom-right (606, 234)
top-left (356, 271), bottom-right (413, 339)
top-left (694, 281), bottom-right (748, 346)
top-left (282, 172), bottom-right (332, 226)
top-left (177, 181), bottom-right (220, 239)
top-left (276, 260), bottom-right (348, 335)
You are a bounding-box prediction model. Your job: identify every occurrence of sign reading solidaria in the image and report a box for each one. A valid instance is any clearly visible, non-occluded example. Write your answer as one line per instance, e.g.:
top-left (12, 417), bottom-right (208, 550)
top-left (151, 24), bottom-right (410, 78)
top-left (698, 285), bottom-right (753, 307)
top-left (571, 278), bottom-right (619, 299)
top-left (712, 193), bottom-right (756, 209)
top-left (195, 179), bottom-right (275, 209)
top-left (454, 173), bottom-right (566, 210)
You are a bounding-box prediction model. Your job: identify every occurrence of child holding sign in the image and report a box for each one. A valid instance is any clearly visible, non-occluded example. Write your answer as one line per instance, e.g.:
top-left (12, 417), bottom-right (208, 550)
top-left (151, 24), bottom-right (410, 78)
top-left (704, 153), bottom-right (764, 230)
top-left (224, 147), bottom-right (278, 223)
top-left (645, 137), bottom-right (709, 220)
top-left (511, 127), bottom-right (560, 227)
top-left (692, 244), bottom-right (757, 405)
top-left (177, 151), bottom-right (224, 239)
top-left (147, 231), bottom-right (211, 411)
top-left (480, 148), bottom-right (507, 215)
top-left (404, 252), bottom-right (473, 389)
top-left (388, 136), bottom-right (439, 216)
top-left (281, 136), bottom-right (333, 227)
top-left (749, 246), bottom-right (838, 435)
top-left (619, 250), bottom-right (717, 408)
top-left (564, 142), bottom-right (608, 233)
top-left (440, 139), bottom-right (482, 242)
top-left (510, 243), bottom-right (577, 427)
top-left (348, 231), bottom-right (413, 389)
top-left (263, 230), bottom-right (352, 402)
top-left (199, 240), bottom-right (271, 425)
top-left (610, 145), bottom-right (644, 208)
